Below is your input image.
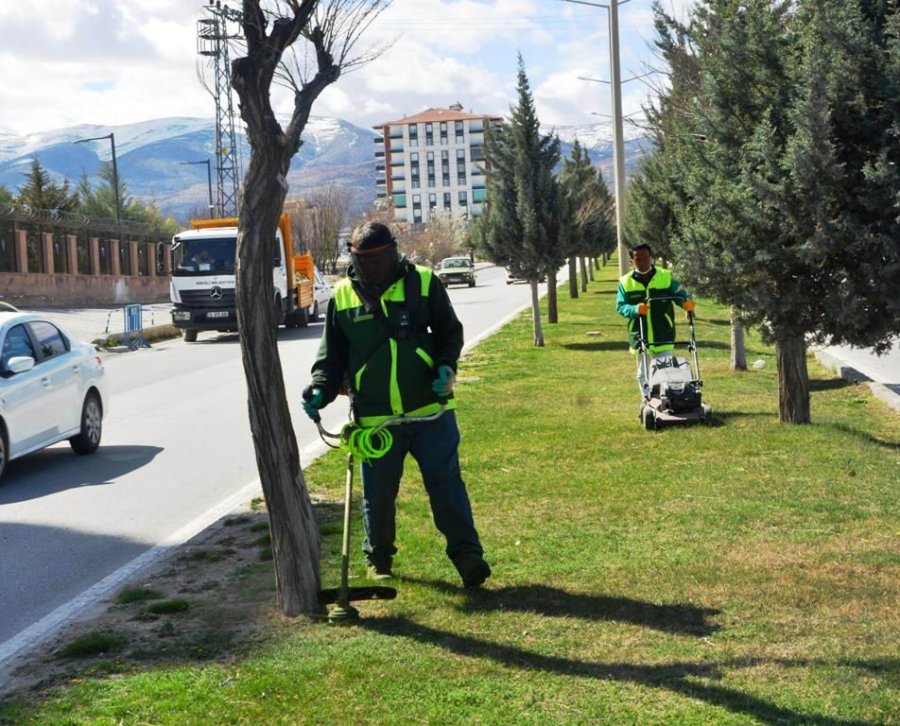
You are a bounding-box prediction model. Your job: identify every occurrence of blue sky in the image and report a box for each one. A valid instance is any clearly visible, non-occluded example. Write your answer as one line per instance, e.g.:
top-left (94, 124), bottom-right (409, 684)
top-left (0, 0), bottom-right (693, 136)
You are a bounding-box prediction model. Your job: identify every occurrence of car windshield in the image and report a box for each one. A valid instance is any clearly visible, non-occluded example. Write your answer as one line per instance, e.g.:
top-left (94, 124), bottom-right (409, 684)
top-left (172, 237), bottom-right (236, 275)
top-left (442, 259), bottom-right (471, 269)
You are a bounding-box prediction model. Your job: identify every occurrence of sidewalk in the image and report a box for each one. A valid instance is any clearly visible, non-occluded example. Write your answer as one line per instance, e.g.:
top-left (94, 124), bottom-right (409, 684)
top-left (814, 339), bottom-right (900, 413)
top-left (21, 303), bottom-right (173, 346)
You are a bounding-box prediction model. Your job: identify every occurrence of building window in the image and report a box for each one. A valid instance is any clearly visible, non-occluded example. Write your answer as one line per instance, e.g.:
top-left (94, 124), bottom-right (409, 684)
top-left (429, 193), bottom-right (437, 210)
top-left (425, 122), bottom-right (433, 146)
top-left (427, 176), bottom-right (436, 188)
top-left (458, 191), bottom-right (468, 207)
top-left (456, 148), bottom-right (466, 165)
top-left (409, 124), bottom-right (418, 142)
top-left (443, 193), bottom-right (452, 209)
top-left (440, 122), bottom-right (448, 145)
top-left (411, 180), bottom-right (420, 189)
top-left (442, 175), bottom-right (450, 187)
top-left (410, 152), bottom-right (419, 162)
top-left (455, 120), bottom-right (465, 143)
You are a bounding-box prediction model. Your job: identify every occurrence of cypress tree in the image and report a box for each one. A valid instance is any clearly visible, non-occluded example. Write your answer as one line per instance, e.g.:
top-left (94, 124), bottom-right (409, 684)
top-left (481, 54), bottom-right (561, 346)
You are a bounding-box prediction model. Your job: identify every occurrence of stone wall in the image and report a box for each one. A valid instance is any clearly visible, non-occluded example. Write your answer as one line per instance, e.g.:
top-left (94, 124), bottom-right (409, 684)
top-left (0, 273), bottom-right (169, 307)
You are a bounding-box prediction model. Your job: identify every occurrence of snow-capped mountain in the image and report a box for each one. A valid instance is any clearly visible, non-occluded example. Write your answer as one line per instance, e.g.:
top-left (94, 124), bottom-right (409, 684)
top-left (0, 116), bottom-right (651, 220)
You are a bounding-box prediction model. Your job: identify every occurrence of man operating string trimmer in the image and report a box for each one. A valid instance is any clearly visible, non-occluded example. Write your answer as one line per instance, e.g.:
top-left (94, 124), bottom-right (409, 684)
top-left (302, 222), bottom-right (491, 590)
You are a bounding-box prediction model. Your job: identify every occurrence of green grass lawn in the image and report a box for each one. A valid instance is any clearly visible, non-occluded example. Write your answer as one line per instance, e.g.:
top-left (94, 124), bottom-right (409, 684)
top-left (2, 262), bottom-right (898, 725)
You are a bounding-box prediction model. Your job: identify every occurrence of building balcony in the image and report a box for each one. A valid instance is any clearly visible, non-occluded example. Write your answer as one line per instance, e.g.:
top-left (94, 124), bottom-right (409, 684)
top-left (374, 136), bottom-right (384, 144)
top-left (390, 145), bottom-right (405, 153)
top-left (376, 178), bottom-right (386, 185)
top-left (389, 131), bottom-right (403, 139)
top-left (376, 164), bottom-right (386, 172)
top-left (392, 194), bottom-right (407, 208)
top-left (375, 150), bottom-right (385, 158)
top-left (390, 160), bottom-right (405, 167)
top-left (473, 189), bottom-right (488, 203)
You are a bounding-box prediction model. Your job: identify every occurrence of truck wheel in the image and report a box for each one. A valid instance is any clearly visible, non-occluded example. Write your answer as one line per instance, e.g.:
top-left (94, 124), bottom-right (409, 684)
top-left (309, 301), bottom-right (320, 322)
top-left (469, 280), bottom-right (476, 288)
top-left (183, 329), bottom-right (198, 342)
top-left (273, 293), bottom-right (285, 327)
top-left (286, 308), bottom-right (309, 329)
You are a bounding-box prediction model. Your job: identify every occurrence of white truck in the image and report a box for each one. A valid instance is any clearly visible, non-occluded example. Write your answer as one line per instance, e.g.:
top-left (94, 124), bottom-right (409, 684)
top-left (165, 215), bottom-right (316, 342)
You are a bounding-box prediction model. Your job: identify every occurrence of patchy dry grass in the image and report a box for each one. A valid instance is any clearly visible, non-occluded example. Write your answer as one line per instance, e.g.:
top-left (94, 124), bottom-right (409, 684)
top-left (1, 261), bottom-right (898, 725)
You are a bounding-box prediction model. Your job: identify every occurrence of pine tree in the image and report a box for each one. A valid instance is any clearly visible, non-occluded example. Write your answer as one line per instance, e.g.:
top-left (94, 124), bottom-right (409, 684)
top-left (648, 0), bottom-right (900, 423)
top-left (17, 157), bottom-right (77, 213)
top-left (481, 54), bottom-right (561, 346)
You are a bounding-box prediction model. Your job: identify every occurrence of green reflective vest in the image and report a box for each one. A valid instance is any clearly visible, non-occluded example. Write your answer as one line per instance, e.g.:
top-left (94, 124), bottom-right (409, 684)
top-left (616, 266), bottom-right (689, 354)
top-left (313, 263), bottom-right (462, 427)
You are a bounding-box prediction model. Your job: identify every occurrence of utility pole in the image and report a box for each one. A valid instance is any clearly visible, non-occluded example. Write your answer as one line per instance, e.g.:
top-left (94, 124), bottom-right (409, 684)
top-left (74, 132), bottom-right (123, 245)
top-left (179, 159), bottom-right (215, 216)
top-left (197, 1), bottom-right (243, 217)
top-left (564, 0), bottom-right (631, 276)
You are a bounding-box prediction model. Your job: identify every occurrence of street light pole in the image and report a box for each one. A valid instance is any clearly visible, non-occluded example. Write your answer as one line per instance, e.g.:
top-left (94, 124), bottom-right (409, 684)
top-left (74, 131), bottom-right (123, 231)
top-left (564, 0), bottom-right (631, 277)
top-left (179, 159), bottom-right (215, 216)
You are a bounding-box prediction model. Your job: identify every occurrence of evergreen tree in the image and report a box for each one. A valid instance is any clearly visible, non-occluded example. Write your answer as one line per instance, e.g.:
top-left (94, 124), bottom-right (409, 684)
top-left (481, 54), bottom-right (561, 346)
top-left (17, 157), bottom-right (77, 213)
top-left (560, 140), bottom-right (615, 298)
top-left (0, 185), bottom-right (12, 207)
top-left (649, 0), bottom-right (900, 423)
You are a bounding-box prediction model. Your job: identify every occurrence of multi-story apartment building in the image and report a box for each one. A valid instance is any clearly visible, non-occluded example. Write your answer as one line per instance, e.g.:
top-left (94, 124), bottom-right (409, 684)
top-left (373, 103), bottom-right (502, 225)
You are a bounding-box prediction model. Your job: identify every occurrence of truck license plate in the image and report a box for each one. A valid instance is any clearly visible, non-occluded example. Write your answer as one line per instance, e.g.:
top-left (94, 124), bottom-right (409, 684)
top-left (207, 311), bottom-right (229, 319)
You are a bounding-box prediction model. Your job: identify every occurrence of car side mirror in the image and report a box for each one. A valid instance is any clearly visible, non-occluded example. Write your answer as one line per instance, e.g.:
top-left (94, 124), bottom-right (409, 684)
top-left (7, 356), bottom-right (35, 374)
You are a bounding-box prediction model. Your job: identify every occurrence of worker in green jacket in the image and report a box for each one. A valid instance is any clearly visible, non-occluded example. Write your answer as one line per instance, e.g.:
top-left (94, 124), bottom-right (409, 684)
top-left (616, 243), bottom-right (694, 399)
top-left (302, 222), bottom-right (490, 589)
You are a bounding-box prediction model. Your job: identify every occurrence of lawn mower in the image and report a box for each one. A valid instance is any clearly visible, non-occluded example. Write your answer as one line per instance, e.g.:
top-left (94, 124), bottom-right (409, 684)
top-left (304, 391), bottom-right (446, 622)
top-left (636, 297), bottom-right (711, 431)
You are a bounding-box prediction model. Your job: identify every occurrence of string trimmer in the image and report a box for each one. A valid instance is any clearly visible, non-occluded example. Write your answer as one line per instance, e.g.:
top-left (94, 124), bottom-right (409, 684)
top-left (304, 390), bottom-right (446, 623)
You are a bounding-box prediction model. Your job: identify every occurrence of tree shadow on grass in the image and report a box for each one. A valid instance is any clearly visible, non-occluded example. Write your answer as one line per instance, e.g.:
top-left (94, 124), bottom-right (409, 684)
top-left (809, 378), bottom-right (853, 392)
top-left (824, 423), bottom-right (900, 451)
top-left (399, 580), bottom-right (719, 637)
top-left (363, 616), bottom-right (872, 726)
top-left (562, 341), bottom-right (630, 352)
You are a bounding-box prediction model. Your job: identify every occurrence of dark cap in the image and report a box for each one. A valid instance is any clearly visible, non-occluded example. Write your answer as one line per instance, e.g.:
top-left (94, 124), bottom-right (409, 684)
top-left (349, 222), bottom-right (397, 255)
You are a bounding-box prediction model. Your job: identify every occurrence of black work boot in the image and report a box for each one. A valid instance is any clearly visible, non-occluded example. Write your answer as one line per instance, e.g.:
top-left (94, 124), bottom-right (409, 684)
top-left (366, 561), bottom-right (394, 580)
top-left (452, 553), bottom-right (491, 589)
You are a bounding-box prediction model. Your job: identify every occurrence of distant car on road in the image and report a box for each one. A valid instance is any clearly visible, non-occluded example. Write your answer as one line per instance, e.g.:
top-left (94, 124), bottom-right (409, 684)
top-left (506, 267), bottom-right (546, 285)
top-left (436, 257), bottom-right (476, 288)
top-left (310, 266), bottom-right (333, 321)
top-left (0, 310), bottom-right (107, 480)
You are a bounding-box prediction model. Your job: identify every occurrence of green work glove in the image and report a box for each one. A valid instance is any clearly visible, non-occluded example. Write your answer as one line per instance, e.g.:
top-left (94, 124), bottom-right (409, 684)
top-left (432, 364), bottom-right (456, 398)
top-left (302, 385), bottom-right (325, 421)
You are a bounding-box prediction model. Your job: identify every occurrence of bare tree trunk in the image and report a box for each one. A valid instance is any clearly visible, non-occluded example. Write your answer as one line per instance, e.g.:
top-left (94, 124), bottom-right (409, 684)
top-left (775, 333), bottom-right (810, 424)
top-left (587, 258), bottom-right (595, 281)
top-left (730, 309), bottom-right (747, 371)
top-left (593, 257), bottom-right (600, 270)
top-left (236, 149), bottom-right (322, 616)
top-left (580, 257), bottom-right (588, 292)
top-left (568, 256), bottom-right (578, 299)
top-left (531, 280), bottom-right (544, 346)
top-left (547, 269), bottom-right (558, 323)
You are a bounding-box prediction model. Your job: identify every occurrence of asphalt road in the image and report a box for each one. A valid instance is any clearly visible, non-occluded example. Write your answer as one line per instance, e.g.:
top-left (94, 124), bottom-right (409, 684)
top-left (0, 265), bottom-right (536, 672)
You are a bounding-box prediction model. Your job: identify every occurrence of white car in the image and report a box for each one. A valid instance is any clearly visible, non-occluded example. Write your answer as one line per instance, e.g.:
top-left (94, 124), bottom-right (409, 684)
top-left (0, 311), bottom-right (107, 479)
top-left (310, 266), bottom-right (333, 321)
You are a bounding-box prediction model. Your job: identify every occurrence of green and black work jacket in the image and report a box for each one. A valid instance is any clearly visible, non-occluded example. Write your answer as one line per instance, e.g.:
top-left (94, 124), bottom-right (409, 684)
top-left (311, 260), bottom-right (463, 427)
top-left (615, 266), bottom-right (691, 354)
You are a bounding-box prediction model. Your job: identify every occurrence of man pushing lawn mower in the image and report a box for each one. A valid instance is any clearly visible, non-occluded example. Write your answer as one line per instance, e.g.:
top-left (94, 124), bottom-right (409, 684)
top-left (302, 222), bottom-right (491, 590)
top-left (616, 243), bottom-right (709, 429)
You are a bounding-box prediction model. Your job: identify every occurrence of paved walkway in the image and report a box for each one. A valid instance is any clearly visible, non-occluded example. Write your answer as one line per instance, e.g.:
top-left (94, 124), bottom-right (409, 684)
top-left (815, 339), bottom-right (900, 412)
top-left (22, 304), bottom-right (173, 346)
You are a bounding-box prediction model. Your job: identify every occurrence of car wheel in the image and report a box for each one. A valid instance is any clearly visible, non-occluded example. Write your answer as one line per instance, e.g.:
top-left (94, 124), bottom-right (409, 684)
top-left (0, 425), bottom-right (7, 481)
top-left (309, 301), bottom-right (320, 322)
top-left (183, 328), bottom-right (198, 343)
top-left (70, 392), bottom-right (102, 455)
top-left (469, 279), bottom-right (475, 287)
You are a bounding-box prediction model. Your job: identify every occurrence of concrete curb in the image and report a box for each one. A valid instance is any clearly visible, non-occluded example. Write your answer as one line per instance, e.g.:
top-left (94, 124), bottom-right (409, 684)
top-left (813, 349), bottom-right (900, 413)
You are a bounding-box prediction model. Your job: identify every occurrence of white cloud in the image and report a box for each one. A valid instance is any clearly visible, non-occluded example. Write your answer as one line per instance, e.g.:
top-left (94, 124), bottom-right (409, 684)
top-left (0, 0), bottom-right (679, 134)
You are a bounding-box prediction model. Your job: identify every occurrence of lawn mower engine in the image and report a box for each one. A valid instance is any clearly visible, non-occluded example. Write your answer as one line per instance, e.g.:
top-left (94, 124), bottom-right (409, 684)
top-left (650, 356), bottom-right (702, 413)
